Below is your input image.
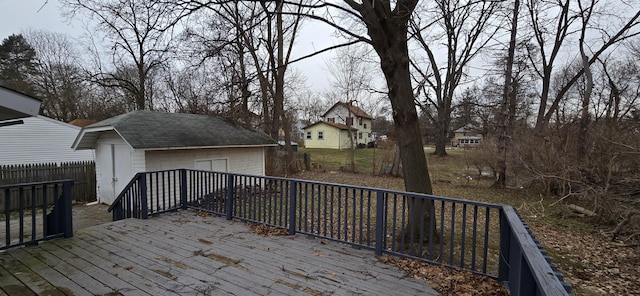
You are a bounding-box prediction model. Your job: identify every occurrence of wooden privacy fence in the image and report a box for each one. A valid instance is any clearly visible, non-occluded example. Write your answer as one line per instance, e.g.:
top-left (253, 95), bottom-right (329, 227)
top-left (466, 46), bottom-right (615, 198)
top-left (0, 161), bottom-right (95, 204)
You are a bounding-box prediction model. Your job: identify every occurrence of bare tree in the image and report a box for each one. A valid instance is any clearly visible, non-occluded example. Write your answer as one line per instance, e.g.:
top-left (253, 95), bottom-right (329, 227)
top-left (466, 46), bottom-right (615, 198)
top-left (63, 0), bottom-right (183, 110)
top-left (411, 0), bottom-right (502, 156)
top-left (525, 0), bottom-right (640, 131)
top-left (25, 30), bottom-right (87, 122)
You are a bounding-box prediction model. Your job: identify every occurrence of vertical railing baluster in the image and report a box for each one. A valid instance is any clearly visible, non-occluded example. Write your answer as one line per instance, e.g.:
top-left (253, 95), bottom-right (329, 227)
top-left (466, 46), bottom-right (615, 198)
top-left (5, 188), bottom-right (11, 246)
top-left (358, 190), bottom-right (364, 245)
top-left (450, 203), bottom-right (456, 265)
top-left (18, 187), bottom-right (24, 243)
top-left (439, 200), bottom-right (445, 263)
top-left (337, 187), bottom-right (342, 240)
top-left (391, 194), bottom-right (398, 252)
top-left (418, 198), bottom-right (426, 258)
top-left (471, 205), bottom-right (478, 271)
top-left (310, 184), bottom-right (315, 234)
top-left (31, 186), bottom-right (36, 241)
top-left (483, 207), bottom-right (491, 274)
top-left (428, 198), bottom-right (435, 261)
top-left (323, 186), bottom-right (328, 237)
top-left (366, 190), bottom-right (372, 246)
top-left (330, 186), bottom-right (334, 238)
top-left (461, 204), bottom-right (467, 268)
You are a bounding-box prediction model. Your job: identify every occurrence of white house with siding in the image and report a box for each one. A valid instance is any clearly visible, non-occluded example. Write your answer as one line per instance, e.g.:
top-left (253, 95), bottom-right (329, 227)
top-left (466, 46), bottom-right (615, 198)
top-left (72, 111), bottom-right (277, 205)
top-left (0, 115), bottom-right (94, 165)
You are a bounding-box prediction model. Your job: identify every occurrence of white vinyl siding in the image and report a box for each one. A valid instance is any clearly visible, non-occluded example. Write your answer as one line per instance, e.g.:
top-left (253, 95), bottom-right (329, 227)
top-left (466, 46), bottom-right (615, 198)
top-left (0, 116), bottom-right (94, 165)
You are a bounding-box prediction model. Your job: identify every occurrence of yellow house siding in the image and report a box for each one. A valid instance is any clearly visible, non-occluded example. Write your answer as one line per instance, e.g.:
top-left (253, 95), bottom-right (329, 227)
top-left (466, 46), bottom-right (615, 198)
top-left (304, 123), bottom-right (353, 149)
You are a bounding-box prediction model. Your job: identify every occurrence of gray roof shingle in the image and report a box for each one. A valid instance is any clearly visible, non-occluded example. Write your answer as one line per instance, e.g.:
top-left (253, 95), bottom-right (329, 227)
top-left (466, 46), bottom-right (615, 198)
top-left (86, 111), bottom-right (276, 149)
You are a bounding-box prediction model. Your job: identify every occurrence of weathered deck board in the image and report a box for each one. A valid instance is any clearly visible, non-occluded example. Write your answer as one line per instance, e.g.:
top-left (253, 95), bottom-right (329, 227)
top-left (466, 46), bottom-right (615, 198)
top-left (0, 210), bottom-right (439, 295)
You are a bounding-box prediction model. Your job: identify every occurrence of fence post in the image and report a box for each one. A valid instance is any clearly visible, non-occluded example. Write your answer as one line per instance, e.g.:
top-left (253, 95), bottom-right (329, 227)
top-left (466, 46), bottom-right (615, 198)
top-left (180, 169), bottom-right (188, 209)
top-left (288, 180), bottom-right (297, 235)
top-left (62, 180), bottom-right (74, 238)
top-left (498, 208), bottom-right (512, 282)
top-left (139, 174), bottom-right (148, 219)
top-left (375, 190), bottom-right (385, 256)
top-left (225, 174), bottom-right (234, 220)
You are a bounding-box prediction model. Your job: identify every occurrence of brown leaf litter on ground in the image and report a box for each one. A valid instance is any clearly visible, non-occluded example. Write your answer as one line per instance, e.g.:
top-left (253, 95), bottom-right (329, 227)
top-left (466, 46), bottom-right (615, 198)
top-left (381, 256), bottom-right (510, 296)
top-left (246, 222), bottom-right (290, 236)
top-left (528, 222), bottom-right (640, 295)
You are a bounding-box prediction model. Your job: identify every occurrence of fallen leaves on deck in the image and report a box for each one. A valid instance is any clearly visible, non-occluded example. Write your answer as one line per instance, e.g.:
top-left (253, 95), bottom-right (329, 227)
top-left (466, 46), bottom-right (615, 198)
top-left (246, 222), bottom-right (290, 236)
top-left (380, 256), bottom-right (509, 296)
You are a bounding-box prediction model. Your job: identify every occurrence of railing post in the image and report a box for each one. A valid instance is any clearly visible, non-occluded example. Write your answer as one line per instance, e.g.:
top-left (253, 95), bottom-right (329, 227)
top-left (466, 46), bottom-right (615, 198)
top-left (62, 180), bottom-right (74, 238)
top-left (180, 169), bottom-right (187, 210)
top-left (289, 180), bottom-right (297, 235)
top-left (498, 208), bottom-right (512, 282)
top-left (375, 190), bottom-right (385, 256)
top-left (225, 174), bottom-right (234, 220)
top-left (113, 202), bottom-right (123, 221)
top-left (139, 174), bottom-right (148, 219)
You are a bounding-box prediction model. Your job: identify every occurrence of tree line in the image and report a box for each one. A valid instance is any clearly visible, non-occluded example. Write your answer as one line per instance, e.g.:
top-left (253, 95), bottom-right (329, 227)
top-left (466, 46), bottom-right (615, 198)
top-left (1, 0), bottom-right (639, 233)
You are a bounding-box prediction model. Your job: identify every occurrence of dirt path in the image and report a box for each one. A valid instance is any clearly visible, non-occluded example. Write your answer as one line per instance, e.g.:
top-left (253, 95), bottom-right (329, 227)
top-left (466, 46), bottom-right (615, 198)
top-left (72, 202), bottom-right (111, 230)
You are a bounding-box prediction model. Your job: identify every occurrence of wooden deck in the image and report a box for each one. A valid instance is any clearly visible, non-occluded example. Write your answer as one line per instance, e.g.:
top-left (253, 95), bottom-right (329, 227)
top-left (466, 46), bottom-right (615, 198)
top-left (0, 210), bottom-right (438, 295)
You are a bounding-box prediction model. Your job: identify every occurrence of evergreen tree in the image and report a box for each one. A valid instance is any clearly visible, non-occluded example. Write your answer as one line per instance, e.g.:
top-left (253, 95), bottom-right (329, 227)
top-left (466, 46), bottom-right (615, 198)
top-left (0, 34), bottom-right (39, 95)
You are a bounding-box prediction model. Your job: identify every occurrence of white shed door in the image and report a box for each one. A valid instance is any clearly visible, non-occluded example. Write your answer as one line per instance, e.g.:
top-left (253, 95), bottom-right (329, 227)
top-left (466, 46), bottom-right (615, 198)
top-left (195, 159), bottom-right (227, 172)
top-left (98, 144), bottom-right (133, 205)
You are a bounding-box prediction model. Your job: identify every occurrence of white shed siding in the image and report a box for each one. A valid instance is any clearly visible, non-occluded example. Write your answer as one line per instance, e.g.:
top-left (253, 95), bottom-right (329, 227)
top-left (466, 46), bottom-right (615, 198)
top-left (132, 149), bottom-right (146, 173)
top-left (0, 116), bottom-right (94, 165)
top-left (143, 147), bottom-right (265, 176)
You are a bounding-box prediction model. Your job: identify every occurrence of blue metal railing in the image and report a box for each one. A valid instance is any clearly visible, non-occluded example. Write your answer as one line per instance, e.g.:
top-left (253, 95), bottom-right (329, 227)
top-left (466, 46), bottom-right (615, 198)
top-left (109, 169), bottom-right (572, 296)
top-left (1, 180), bottom-right (74, 250)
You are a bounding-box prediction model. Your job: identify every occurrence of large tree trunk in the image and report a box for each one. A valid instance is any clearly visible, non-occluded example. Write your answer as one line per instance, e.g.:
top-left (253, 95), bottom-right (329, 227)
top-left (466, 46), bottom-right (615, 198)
top-left (433, 112), bottom-right (449, 156)
top-left (345, 0), bottom-right (435, 250)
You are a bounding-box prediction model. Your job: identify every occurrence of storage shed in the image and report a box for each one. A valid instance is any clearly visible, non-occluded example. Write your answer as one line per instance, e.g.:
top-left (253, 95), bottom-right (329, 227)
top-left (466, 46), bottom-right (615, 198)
top-left (72, 111), bottom-right (277, 205)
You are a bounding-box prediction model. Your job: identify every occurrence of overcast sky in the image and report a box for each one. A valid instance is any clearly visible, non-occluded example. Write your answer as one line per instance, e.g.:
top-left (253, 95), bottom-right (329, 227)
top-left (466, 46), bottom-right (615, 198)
top-left (0, 0), bottom-right (348, 93)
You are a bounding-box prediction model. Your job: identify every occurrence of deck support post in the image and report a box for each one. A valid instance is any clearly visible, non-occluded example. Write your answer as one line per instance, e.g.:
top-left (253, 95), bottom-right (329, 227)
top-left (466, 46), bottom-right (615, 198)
top-left (375, 190), bottom-right (385, 256)
top-left (180, 169), bottom-right (188, 210)
top-left (498, 210), bottom-right (511, 282)
top-left (139, 175), bottom-right (148, 219)
top-left (288, 180), bottom-right (297, 235)
top-left (61, 180), bottom-right (74, 238)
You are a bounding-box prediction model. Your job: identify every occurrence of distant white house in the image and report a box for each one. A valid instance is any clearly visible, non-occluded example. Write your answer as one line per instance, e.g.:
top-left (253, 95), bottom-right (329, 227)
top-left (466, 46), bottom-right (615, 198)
top-left (0, 115), bottom-right (94, 165)
top-left (452, 124), bottom-right (483, 148)
top-left (72, 111), bottom-right (277, 205)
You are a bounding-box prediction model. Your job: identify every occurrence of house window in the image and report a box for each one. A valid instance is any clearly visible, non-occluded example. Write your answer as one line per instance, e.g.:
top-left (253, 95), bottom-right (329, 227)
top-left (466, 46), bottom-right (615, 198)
top-left (346, 117), bottom-right (353, 126)
top-left (364, 123), bottom-right (367, 129)
top-left (358, 132), bottom-right (363, 139)
top-left (318, 131), bottom-right (324, 140)
top-left (358, 118), bottom-right (363, 126)
top-left (306, 131), bottom-right (312, 139)
top-left (368, 133), bottom-right (371, 138)
top-left (327, 117), bottom-right (335, 123)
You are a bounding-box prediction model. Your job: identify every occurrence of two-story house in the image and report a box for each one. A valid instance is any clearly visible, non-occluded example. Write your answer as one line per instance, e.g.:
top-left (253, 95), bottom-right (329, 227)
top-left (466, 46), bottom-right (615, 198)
top-left (451, 124), bottom-right (483, 148)
top-left (303, 101), bottom-right (373, 149)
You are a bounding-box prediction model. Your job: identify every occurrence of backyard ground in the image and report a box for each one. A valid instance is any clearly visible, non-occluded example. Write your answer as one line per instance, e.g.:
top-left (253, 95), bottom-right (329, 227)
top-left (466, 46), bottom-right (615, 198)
top-left (295, 147), bottom-right (640, 296)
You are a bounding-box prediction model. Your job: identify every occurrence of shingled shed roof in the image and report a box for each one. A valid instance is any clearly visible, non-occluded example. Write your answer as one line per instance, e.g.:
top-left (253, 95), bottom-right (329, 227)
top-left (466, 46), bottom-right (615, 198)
top-left (72, 111), bottom-right (277, 150)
